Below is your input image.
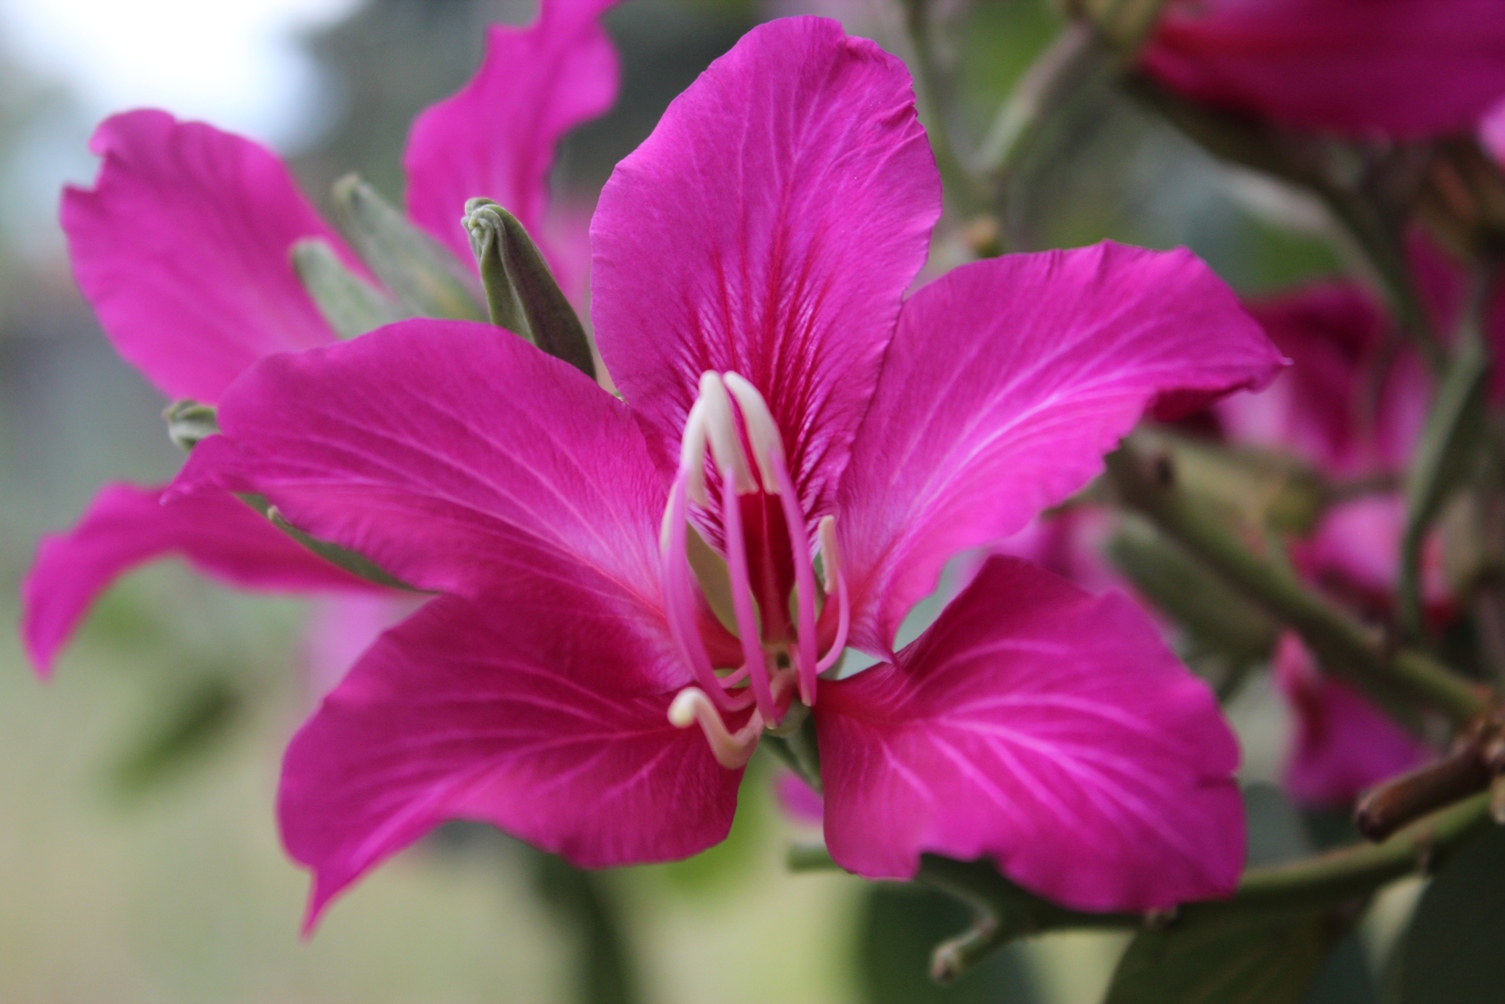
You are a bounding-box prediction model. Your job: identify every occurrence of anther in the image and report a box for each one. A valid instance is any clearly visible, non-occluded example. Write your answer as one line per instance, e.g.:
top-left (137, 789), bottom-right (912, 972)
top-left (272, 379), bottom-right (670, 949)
top-left (668, 687), bottom-right (761, 769)
top-left (722, 372), bottom-right (783, 494)
top-left (697, 372), bottom-right (757, 496)
top-left (678, 396), bottom-right (711, 506)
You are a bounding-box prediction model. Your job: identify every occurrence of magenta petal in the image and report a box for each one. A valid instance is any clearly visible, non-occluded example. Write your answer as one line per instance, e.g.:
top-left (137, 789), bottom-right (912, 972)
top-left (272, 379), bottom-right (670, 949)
top-left (817, 557), bottom-right (1243, 912)
top-left (838, 242), bottom-right (1283, 655)
top-left (62, 110), bottom-right (353, 403)
top-left (1275, 634), bottom-right (1432, 808)
top-left (1142, 0), bottom-right (1505, 138)
top-left (281, 588), bottom-right (736, 929)
top-left (21, 482), bottom-right (376, 678)
top-left (591, 16), bottom-right (940, 514)
top-left (175, 318), bottom-right (669, 625)
top-left (403, 0), bottom-right (621, 273)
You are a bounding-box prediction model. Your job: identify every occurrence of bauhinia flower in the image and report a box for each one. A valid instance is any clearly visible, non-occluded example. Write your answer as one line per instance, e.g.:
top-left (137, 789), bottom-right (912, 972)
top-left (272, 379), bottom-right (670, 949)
top-left (173, 16), bottom-right (1285, 926)
top-left (22, 0), bottom-right (619, 678)
top-left (1141, 0), bottom-right (1505, 138)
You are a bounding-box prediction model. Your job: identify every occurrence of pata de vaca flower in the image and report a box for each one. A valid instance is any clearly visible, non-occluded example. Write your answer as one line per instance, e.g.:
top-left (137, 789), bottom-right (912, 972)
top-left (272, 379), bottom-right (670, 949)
top-left (1141, 0), bottom-right (1505, 138)
top-left (174, 17), bottom-right (1285, 925)
top-left (22, 0), bottom-right (619, 680)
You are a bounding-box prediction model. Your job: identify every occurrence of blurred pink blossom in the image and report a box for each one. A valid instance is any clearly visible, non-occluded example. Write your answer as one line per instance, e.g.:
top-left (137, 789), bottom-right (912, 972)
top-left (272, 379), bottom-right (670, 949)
top-left (1142, 0), bottom-right (1505, 138)
top-left (22, 0), bottom-right (621, 681)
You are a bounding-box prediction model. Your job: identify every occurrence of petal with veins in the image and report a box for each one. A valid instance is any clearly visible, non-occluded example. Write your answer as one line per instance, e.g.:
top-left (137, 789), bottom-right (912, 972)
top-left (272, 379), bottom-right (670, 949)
top-left (62, 110), bottom-right (355, 402)
top-left (838, 243), bottom-right (1284, 656)
top-left (170, 319), bottom-right (675, 684)
top-left (282, 585), bottom-right (737, 930)
top-left (591, 16), bottom-right (940, 519)
top-left (22, 483), bottom-right (379, 678)
top-left (817, 556), bottom-right (1244, 912)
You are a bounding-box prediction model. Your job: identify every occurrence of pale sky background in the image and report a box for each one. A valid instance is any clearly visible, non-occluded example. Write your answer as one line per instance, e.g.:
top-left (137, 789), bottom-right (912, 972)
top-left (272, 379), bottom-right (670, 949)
top-left (0, 0), bottom-right (362, 145)
top-left (0, 0), bottom-right (364, 255)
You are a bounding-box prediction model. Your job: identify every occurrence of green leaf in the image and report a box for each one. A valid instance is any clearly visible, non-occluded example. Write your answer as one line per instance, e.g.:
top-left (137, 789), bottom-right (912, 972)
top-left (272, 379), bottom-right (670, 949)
top-left (1105, 909), bottom-right (1352, 1004)
top-left (1387, 823), bottom-right (1505, 1004)
top-left (291, 237), bottom-right (402, 338)
top-left (330, 174), bottom-right (485, 321)
top-left (857, 883), bottom-right (1041, 1004)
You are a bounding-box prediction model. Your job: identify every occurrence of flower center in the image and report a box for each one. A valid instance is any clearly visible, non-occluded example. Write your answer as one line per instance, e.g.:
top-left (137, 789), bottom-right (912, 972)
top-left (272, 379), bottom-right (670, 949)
top-left (660, 371), bottom-right (850, 768)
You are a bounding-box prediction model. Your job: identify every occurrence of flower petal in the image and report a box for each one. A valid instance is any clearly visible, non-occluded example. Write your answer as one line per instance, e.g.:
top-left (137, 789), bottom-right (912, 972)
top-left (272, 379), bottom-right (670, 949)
top-left (1141, 0), bottom-right (1505, 138)
top-left (62, 110), bottom-right (353, 403)
top-left (838, 242), bottom-right (1284, 655)
top-left (1275, 633), bottom-right (1432, 808)
top-left (21, 482), bottom-right (376, 678)
top-left (817, 556), bottom-right (1244, 912)
top-left (171, 318), bottom-right (670, 648)
top-left (403, 0), bottom-right (620, 284)
top-left (281, 587), bottom-right (740, 929)
top-left (590, 16), bottom-right (940, 515)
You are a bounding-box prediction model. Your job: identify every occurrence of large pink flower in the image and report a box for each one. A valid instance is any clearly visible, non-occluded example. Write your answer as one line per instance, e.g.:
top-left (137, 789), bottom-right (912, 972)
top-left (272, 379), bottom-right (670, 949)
top-left (174, 18), bottom-right (1282, 925)
top-left (21, 0), bottom-right (620, 677)
top-left (1141, 0), bottom-right (1505, 138)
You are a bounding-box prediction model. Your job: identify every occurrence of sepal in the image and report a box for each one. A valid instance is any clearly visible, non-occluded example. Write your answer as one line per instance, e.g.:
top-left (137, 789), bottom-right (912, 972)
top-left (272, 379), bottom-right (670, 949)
top-left (163, 399), bottom-right (219, 451)
top-left (463, 198), bottom-right (595, 378)
top-left (291, 238), bottom-right (401, 339)
top-left (331, 175), bottom-right (484, 321)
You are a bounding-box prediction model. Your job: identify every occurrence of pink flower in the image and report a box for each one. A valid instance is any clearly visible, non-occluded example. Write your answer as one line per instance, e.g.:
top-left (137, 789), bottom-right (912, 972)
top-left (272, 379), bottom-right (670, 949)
top-left (21, 0), bottom-right (620, 678)
top-left (1141, 0), bottom-right (1505, 138)
top-left (175, 17), bottom-right (1282, 925)
top-left (1274, 634), bottom-right (1434, 808)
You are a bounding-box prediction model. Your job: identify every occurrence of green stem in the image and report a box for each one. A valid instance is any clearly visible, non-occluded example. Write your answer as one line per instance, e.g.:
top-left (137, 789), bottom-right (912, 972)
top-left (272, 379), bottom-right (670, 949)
top-left (763, 709), bottom-right (823, 794)
top-left (1105, 442), bottom-right (1488, 725)
top-left (1314, 181), bottom-right (1445, 374)
top-left (1399, 259), bottom-right (1498, 637)
top-left (530, 851), bottom-right (642, 1004)
top-left (789, 794), bottom-right (1493, 979)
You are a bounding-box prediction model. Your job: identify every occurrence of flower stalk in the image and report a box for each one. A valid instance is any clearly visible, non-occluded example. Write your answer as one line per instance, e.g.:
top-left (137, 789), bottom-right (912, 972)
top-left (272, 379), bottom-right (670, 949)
top-left (790, 793), bottom-right (1494, 981)
top-left (1104, 439), bottom-right (1489, 725)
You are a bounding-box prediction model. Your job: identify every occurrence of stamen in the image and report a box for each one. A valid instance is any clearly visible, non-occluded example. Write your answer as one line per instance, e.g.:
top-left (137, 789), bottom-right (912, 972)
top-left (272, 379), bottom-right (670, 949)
top-left (722, 372), bottom-right (782, 494)
top-left (661, 475), bottom-right (740, 710)
top-left (678, 396), bottom-right (711, 506)
top-left (816, 515), bottom-right (850, 673)
top-left (668, 687), bottom-right (762, 769)
top-left (697, 372), bottom-right (757, 495)
top-left (769, 454), bottom-right (819, 706)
